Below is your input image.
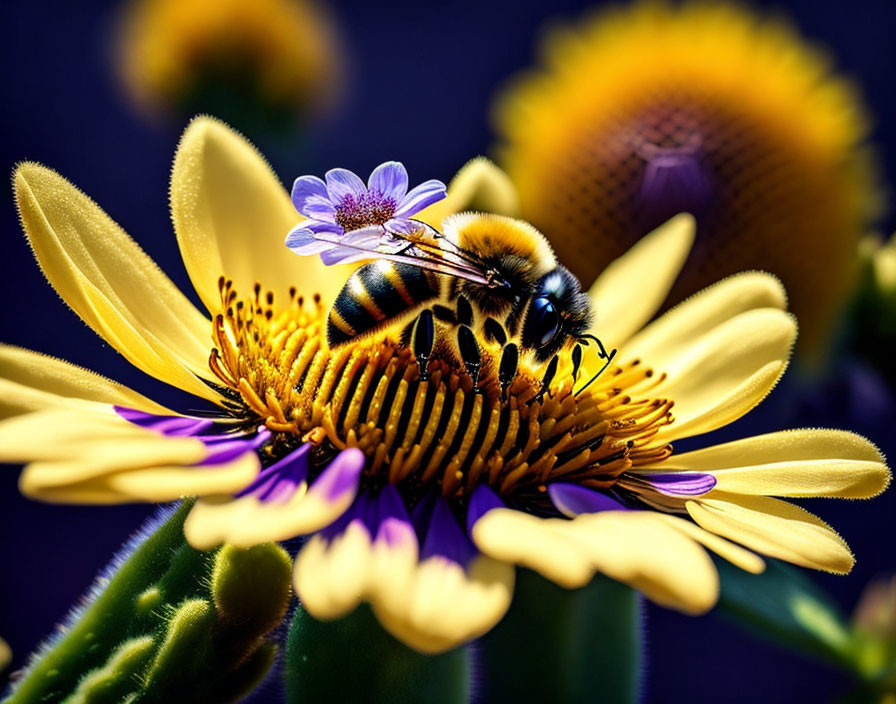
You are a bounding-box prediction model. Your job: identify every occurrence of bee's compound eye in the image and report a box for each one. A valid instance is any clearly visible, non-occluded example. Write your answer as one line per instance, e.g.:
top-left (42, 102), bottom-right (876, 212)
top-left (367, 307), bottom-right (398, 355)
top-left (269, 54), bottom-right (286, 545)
top-left (530, 297), bottom-right (560, 347)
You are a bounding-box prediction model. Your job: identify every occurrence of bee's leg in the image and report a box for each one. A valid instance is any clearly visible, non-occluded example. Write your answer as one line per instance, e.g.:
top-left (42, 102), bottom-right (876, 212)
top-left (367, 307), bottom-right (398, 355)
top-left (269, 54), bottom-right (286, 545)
top-left (457, 325), bottom-right (482, 392)
top-left (456, 295), bottom-right (474, 327)
top-left (571, 343), bottom-right (584, 383)
top-left (498, 343), bottom-right (519, 402)
top-left (530, 355), bottom-right (559, 405)
top-left (412, 309), bottom-right (435, 381)
top-left (483, 318), bottom-right (507, 346)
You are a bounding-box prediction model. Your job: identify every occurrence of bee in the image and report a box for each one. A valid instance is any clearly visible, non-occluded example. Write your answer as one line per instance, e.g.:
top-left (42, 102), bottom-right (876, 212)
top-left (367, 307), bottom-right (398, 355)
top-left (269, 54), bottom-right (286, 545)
top-left (304, 213), bottom-right (616, 399)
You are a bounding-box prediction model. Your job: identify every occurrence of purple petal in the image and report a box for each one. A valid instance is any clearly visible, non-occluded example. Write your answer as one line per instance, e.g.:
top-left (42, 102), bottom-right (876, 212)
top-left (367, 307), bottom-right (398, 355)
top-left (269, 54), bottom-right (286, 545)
top-left (236, 443), bottom-right (311, 502)
top-left (325, 168), bottom-right (367, 203)
top-left (292, 175), bottom-right (335, 220)
top-left (548, 483), bottom-right (629, 517)
top-left (310, 447), bottom-right (365, 501)
top-left (368, 161), bottom-right (408, 201)
top-left (420, 495), bottom-right (477, 567)
top-left (319, 492), bottom-right (371, 542)
top-left (637, 472), bottom-right (717, 497)
top-left (285, 222), bottom-right (345, 255)
top-left (371, 484), bottom-right (415, 546)
top-left (466, 484), bottom-right (504, 534)
top-left (320, 246), bottom-right (374, 266)
top-left (394, 179), bottom-right (447, 217)
top-left (199, 428), bottom-right (270, 466)
top-left (114, 406), bottom-right (215, 437)
top-left (385, 218), bottom-right (425, 236)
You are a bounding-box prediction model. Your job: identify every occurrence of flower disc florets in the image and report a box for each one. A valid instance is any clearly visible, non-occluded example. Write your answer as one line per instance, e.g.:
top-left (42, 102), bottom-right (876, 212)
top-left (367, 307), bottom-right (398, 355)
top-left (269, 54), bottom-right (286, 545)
top-left (207, 278), bottom-right (675, 511)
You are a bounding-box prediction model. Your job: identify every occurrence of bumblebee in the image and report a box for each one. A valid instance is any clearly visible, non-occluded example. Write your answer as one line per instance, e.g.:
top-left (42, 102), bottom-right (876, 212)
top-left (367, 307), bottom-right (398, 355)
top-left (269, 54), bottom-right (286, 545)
top-left (311, 213), bottom-right (615, 397)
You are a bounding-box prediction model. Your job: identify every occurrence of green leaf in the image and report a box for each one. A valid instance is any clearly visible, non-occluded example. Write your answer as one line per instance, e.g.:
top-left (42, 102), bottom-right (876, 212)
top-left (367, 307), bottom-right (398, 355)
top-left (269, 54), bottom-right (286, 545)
top-left (477, 569), bottom-right (642, 704)
top-left (715, 557), bottom-right (856, 670)
top-left (285, 604), bottom-right (469, 704)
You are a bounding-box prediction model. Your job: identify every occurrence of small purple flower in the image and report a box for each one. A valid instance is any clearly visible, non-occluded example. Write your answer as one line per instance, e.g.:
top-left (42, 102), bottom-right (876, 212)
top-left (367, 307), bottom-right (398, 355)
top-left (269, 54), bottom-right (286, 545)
top-left (286, 162), bottom-right (447, 265)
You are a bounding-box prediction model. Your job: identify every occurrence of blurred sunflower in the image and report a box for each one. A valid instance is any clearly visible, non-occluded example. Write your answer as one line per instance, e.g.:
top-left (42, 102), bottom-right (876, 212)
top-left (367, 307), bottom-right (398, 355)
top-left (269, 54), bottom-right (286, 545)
top-left (494, 0), bottom-right (881, 363)
top-left (115, 0), bottom-right (341, 132)
top-left (3, 118), bottom-right (889, 654)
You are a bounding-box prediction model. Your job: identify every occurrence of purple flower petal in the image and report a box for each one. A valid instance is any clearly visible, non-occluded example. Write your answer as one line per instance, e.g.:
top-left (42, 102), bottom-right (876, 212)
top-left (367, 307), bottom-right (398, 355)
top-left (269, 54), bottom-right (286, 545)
top-left (235, 443), bottom-right (311, 502)
top-left (466, 484), bottom-right (504, 534)
top-left (637, 472), bottom-right (717, 497)
top-left (368, 161), bottom-right (408, 201)
top-left (199, 430), bottom-right (268, 466)
top-left (285, 221), bottom-right (345, 255)
top-left (310, 447), bottom-right (365, 501)
top-left (548, 483), bottom-right (629, 517)
top-left (325, 168), bottom-right (367, 203)
top-left (292, 175), bottom-right (335, 220)
top-left (114, 406), bottom-right (215, 437)
top-left (420, 495), bottom-right (477, 567)
top-left (385, 217), bottom-right (425, 236)
top-left (394, 179), bottom-right (447, 217)
top-left (319, 245), bottom-right (374, 266)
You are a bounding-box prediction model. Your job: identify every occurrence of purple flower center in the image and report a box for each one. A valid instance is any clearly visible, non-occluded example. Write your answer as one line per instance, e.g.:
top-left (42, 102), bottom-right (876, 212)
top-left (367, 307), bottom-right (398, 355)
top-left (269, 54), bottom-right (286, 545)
top-left (334, 191), bottom-right (397, 232)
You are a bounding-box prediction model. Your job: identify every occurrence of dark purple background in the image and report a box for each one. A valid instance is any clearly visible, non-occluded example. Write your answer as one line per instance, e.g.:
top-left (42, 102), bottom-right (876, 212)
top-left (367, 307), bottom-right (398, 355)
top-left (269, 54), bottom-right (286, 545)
top-left (1, 1), bottom-right (894, 702)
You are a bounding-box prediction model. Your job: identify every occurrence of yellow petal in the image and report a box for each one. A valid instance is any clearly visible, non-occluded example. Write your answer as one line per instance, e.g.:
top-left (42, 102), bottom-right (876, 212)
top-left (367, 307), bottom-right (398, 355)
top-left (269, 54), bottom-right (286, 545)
top-left (373, 555), bottom-right (515, 654)
top-left (0, 344), bottom-right (168, 418)
top-left (417, 156), bottom-right (520, 226)
top-left (472, 508), bottom-right (595, 588)
top-left (170, 116), bottom-right (347, 312)
top-left (650, 513), bottom-right (766, 574)
top-left (293, 521), bottom-right (373, 619)
top-left (294, 517), bottom-right (513, 654)
top-left (0, 408), bottom-right (201, 467)
top-left (184, 479), bottom-right (356, 550)
top-left (651, 308), bottom-right (796, 442)
top-left (588, 213), bottom-right (695, 349)
top-left (13, 163), bottom-right (218, 402)
top-left (473, 508), bottom-right (719, 614)
top-left (622, 272), bottom-right (788, 367)
top-left (645, 429), bottom-right (890, 498)
top-left (565, 512), bottom-right (719, 614)
top-left (687, 494), bottom-right (855, 573)
top-left (23, 451), bottom-right (259, 505)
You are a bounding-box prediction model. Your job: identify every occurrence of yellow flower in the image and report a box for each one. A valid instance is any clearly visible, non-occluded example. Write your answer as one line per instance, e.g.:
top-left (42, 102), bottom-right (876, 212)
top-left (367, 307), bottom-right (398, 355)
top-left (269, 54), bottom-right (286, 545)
top-left (494, 0), bottom-right (880, 363)
top-left (115, 0), bottom-right (340, 127)
top-left (2, 117), bottom-right (889, 654)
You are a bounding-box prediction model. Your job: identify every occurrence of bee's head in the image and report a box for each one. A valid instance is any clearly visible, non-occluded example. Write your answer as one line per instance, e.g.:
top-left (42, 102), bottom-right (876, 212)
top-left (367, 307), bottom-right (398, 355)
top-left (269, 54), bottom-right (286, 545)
top-left (523, 265), bottom-right (593, 362)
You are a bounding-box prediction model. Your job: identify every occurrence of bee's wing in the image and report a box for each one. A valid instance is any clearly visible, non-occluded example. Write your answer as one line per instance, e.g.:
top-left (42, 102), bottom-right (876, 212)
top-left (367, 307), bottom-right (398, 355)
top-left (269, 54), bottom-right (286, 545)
top-left (287, 221), bottom-right (494, 286)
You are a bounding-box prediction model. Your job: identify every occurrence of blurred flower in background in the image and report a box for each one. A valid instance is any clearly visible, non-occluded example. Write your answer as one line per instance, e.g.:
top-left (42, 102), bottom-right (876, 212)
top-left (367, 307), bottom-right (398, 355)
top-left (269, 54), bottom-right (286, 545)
top-left (114, 0), bottom-right (342, 134)
top-left (850, 574), bottom-right (896, 701)
top-left (494, 1), bottom-right (883, 364)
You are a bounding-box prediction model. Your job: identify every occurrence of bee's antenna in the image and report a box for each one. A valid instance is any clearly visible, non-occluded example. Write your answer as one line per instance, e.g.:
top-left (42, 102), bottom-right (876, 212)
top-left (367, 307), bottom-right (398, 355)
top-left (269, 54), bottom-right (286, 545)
top-left (574, 335), bottom-right (617, 397)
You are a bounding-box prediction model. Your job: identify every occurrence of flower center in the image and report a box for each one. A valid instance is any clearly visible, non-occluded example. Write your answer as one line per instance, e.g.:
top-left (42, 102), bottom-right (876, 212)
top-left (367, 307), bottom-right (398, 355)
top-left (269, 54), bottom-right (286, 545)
top-left (333, 191), bottom-right (397, 232)
top-left (208, 279), bottom-right (676, 505)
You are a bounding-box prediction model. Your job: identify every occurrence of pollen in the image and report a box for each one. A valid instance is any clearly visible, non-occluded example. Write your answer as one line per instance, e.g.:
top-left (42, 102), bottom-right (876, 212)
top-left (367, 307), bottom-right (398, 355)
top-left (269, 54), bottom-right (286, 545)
top-left (209, 279), bottom-right (675, 505)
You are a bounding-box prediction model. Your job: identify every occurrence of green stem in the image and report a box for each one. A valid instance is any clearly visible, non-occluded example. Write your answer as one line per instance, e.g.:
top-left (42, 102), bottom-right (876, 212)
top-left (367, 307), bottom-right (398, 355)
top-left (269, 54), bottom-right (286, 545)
top-left (477, 569), bottom-right (642, 704)
top-left (285, 604), bottom-right (470, 704)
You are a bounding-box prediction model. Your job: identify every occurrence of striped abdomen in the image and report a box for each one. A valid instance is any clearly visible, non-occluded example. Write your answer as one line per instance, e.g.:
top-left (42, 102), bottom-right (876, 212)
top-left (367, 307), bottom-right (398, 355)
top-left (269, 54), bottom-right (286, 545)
top-left (327, 261), bottom-right (439, 346)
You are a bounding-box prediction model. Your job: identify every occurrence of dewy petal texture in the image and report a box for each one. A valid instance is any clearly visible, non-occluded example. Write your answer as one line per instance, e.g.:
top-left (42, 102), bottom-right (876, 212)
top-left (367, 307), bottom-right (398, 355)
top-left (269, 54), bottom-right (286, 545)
top-left (648, 429), bottom-right (889, 498)
top-left (170, 116), bottom-right (345, 312)
top-left (0, 344), bottom-right (168, 418)
top-left (588, 213), bottom-right (695, 349)
top-left (13, 164), bottom-right (219, 402)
